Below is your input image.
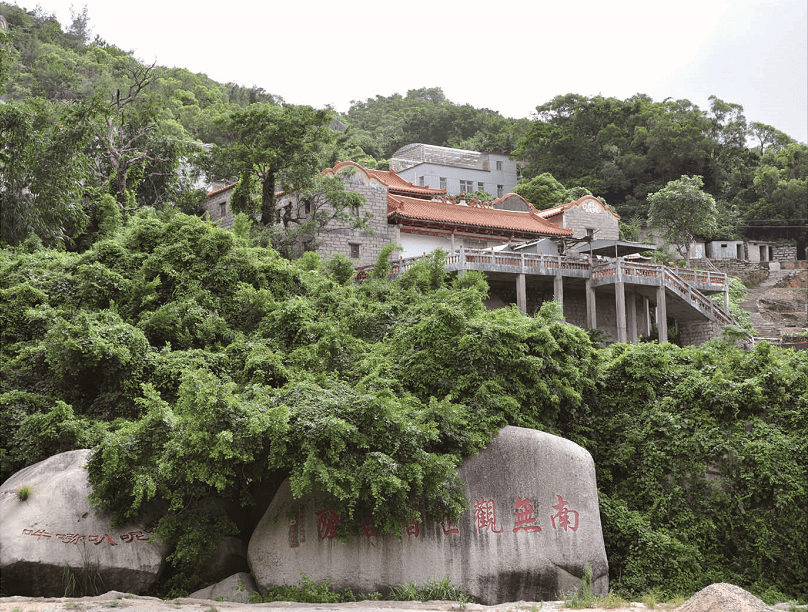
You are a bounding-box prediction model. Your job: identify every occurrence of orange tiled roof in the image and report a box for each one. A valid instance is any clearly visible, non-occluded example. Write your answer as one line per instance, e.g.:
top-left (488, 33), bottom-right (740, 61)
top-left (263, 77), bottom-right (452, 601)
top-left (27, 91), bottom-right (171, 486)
top-left (207, 182), bottom-right (237, 197)
top-left (537, 195), bottom-right (620, 219)
top-left (321, 161), bottom-right (447, 198)
top-left (388, 194), bottom-right (572, 238)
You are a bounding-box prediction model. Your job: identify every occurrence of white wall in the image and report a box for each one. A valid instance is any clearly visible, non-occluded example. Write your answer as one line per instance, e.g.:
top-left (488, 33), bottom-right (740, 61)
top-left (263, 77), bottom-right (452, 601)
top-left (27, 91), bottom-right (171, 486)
top-left (397, 155), bottom-right (517, 198)
top-left (398, 232), bottom-right (505, 259)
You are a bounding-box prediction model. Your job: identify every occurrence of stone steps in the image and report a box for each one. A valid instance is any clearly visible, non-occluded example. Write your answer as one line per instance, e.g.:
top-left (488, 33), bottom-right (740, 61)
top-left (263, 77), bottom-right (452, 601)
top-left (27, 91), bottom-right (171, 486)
top-left (738, 269), bottom-right (803, 337)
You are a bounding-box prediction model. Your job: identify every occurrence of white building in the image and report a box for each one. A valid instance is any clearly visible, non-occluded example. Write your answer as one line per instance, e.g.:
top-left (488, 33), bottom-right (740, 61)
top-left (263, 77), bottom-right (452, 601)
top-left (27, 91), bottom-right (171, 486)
top-left (389, 144), bottom-right (518, 199)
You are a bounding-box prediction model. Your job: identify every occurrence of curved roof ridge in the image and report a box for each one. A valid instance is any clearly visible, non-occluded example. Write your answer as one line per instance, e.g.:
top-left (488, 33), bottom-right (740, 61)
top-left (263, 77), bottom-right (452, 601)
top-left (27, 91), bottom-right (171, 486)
top-left (492, 192), bottom-right (538, 212)
top-left (320, 160), bottom-right (446, 197)
top-left (537, 195), bottom-right (619, 219)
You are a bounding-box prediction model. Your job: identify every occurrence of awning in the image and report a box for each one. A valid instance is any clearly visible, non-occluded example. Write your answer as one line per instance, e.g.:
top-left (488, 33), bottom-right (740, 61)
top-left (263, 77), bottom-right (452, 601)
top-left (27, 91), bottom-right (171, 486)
top-left (579, 239), bottom-right (657, 258)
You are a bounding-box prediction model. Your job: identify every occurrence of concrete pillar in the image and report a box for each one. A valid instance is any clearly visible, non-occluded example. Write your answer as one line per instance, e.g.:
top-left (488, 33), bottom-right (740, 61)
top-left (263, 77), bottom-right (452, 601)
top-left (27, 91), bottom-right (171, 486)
top-left (516, 273), bottom-right (527, 314)
top-left (553, 274), bottom-right (564, 309)
top-left (627, 290), bottom-right (638, 343)
top-left (656, 285), bottom-right (668, 343)
top-left (643, 296), bottom-right (652, 338)
top-left (723, 281), bottom-right (730, 313)
top-left (585, 279), bottom-right (597, 329)
top-left (615, 281), bottom-right (627, 343)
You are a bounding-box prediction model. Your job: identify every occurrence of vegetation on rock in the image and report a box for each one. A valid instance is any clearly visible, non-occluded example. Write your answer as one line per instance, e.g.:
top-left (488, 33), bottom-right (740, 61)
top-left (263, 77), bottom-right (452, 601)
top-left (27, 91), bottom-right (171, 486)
top-left (0, 211), bottom-right (805, 600)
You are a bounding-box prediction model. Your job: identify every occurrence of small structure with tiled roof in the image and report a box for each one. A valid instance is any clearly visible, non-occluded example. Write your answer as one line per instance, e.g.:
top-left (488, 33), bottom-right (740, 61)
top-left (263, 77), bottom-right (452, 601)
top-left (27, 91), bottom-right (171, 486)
top-left (388, 192), bottom-right (571, 258)
top-left (536, 195), bottom-right (620, 244)
top-left (309, 162), bottom-right (570, 261)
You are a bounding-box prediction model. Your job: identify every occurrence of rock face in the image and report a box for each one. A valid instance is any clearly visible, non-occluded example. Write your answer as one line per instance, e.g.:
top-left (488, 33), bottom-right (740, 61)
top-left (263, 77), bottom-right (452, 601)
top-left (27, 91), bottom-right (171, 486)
top-left (248, 426), bottom-right (608, 604)
top-left (206, 535), bottom-right (250, 579)
top-left (189, 572), bottom-right (258, 603)
top-left (0, 450), bottom-right (168, 596)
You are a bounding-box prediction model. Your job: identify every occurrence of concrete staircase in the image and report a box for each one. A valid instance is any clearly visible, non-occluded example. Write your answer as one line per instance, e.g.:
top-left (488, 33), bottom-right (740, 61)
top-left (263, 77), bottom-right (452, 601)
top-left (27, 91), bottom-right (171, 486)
top-left (738, 269), bottom-right (798, 338)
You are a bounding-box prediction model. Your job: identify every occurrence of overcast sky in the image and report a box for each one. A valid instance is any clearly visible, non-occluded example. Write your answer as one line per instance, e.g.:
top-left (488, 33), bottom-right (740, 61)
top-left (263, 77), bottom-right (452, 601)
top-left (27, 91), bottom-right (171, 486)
top-left (14, 0), bottom-right (808, 143)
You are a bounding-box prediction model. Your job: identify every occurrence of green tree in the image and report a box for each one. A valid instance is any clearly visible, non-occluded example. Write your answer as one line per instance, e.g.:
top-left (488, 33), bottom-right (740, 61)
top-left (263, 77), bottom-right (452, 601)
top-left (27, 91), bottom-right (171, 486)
top-left (208, 103), bottom-right (333, 226)
top-left (648, 175), bottom-right (717, 265)
top-left (270, 173), bottom-right (368, 258)
top-left (0, 97), bottom-right (96, 246)
top-left (513, 172), bottom-right (566, 208)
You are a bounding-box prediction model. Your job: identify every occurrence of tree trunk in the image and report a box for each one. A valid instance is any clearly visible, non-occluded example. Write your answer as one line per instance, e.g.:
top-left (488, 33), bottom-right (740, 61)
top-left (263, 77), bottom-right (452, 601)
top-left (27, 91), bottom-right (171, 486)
top-left (260, 170), bottom-right (277, 226)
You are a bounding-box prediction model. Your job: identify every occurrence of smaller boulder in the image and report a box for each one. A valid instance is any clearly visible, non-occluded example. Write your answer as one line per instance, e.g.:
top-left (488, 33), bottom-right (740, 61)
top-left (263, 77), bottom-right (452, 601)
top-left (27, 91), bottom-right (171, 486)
top-left (189, 572), bottom-right (258, 603)
top-left (0, 450), bottom-right (169, 596)
top-left (206, 535), bottom-right (250, 580)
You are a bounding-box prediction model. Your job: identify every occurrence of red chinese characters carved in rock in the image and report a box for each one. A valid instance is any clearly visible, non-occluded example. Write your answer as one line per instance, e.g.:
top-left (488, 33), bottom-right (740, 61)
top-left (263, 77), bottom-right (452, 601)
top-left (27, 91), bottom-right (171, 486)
top-left (120, 530), bottom-right (150, 543)
top-left (512, 497), bottom-right (542, 533)
top-left (56, 533), bottom-right (84, 544)
top-left (473, 497), bottom-right (503, 534)
top-left (316, 508), bottom-right (340, 540)
top-left (89, 533), bottom-right (118, 546)
top-left (550, 495), bottom-right (580, 532)
top-left (405, 505), bottom-right (423, 538)
top-left (22, 529), bottom-right (51, 540)
top-left (440, 516), bottom-right (460, 536)
top-left (360, 519), bottom-right (379, 539)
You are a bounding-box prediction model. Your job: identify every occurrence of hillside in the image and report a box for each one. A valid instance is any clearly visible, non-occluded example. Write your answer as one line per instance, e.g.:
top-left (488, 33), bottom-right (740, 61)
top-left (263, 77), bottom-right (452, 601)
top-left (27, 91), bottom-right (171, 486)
top-left (1, 4), bottom-right (807, 602)
top-left (1, 2), bottom-right (807, 253)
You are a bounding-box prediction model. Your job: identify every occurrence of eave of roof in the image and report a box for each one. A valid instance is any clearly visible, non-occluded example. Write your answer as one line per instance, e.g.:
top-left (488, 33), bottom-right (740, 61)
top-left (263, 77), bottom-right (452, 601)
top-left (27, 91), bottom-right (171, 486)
top-left (387, 194), bottom-right (572, 238)
top-left (321, 161), bottom-right (447, 198)
top-left (207, 182), bottom-right (237, 197)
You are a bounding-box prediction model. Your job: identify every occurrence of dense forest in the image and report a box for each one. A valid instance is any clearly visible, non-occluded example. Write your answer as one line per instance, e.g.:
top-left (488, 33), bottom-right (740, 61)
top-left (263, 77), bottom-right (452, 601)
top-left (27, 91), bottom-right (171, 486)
top-left (1, 3), bottom-right (807, 603)
top-left (2, 3), bottom-right (807, 251)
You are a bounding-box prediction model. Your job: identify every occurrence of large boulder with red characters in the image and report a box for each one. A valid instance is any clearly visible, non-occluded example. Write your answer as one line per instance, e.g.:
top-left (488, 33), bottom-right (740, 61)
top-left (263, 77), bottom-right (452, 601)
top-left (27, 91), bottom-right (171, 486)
top-left (0, 450), bottom-right (168, 596)
top-left (248, 426), bottom-right (608, 604)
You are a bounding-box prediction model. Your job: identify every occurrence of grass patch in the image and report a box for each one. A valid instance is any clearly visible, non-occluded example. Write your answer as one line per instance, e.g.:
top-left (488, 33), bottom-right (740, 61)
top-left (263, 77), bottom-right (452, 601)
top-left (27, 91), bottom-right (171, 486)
top-left (16, 485), bottom-right (31, 501)
top-left (388, 574), bottom-right (471, 603)
top-left (562, 564), bottom-right (599, 609)
top-left (247, 573), bottom-right (468, 605)
top-left (62, 544), bottom-right (104, 597)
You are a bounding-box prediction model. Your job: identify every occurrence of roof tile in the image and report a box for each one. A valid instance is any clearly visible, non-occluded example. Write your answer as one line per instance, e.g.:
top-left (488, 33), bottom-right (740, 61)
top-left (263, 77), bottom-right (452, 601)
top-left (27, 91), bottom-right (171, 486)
top-left (388, 194), bottom-right (572, 237)
top-left (320, 161), bottom-right (447, 197)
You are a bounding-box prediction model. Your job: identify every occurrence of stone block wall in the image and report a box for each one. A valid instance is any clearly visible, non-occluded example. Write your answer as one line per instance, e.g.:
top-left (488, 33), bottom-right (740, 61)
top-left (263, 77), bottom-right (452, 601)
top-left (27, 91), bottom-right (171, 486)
top-left (772, 243), bottom-right (798, 261)
top-left (679, 320), bottom-right (724, 347)
top-left (202, 188), bottom-right (235, 229)
top-left (562, 202), bottom-right (619, 242)
top-left (312, 181), bottom-right (394, 268)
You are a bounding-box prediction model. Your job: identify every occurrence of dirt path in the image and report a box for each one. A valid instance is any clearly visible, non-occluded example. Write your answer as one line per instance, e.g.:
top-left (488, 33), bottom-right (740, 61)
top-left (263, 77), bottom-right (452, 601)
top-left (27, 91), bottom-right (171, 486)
top-left (0, 593), bottom-right (665, 612)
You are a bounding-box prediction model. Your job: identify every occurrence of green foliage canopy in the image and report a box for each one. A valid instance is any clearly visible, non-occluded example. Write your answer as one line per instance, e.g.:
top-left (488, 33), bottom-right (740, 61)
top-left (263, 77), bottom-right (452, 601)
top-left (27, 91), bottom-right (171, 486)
top-left (0, 211), bottom-right (805, 601)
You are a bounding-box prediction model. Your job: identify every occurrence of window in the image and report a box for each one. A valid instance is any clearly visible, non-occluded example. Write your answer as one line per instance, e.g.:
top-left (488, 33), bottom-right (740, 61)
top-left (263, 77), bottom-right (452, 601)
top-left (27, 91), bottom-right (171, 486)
top-left (418, 176), bottom-right (425, 186)
top-left (440, 177), bottom-right (447, 190)
top-left (459, 180), bottom-right (474, 193)
top-left (303, 200), bottom-right (311, 215)
top-left (586, 228), bottom-right (595, 239)
top-left (497, 185), bottom-right (504, 198)
top-left (496, 161), bottom-right (503, 170)
top-left (351, 203), bottom-right (360, 216)
top-left (349, 243), bottom-right (360, 259)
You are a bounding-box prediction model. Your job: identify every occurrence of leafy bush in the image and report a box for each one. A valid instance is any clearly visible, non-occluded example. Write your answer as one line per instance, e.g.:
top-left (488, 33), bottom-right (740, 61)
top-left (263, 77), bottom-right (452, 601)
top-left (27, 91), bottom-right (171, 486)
top-left (2, 212), bottom-right (806, 602)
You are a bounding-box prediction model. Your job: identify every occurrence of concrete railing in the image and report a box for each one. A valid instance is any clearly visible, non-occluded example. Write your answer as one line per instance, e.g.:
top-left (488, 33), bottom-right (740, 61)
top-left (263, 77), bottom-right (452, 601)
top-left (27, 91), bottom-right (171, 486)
top-left (662, 267), bottom-right (734, 325)
top-left (356, 250), bottom-right (735, 325)
top-left (356, 249), bottom-right (594, 279)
